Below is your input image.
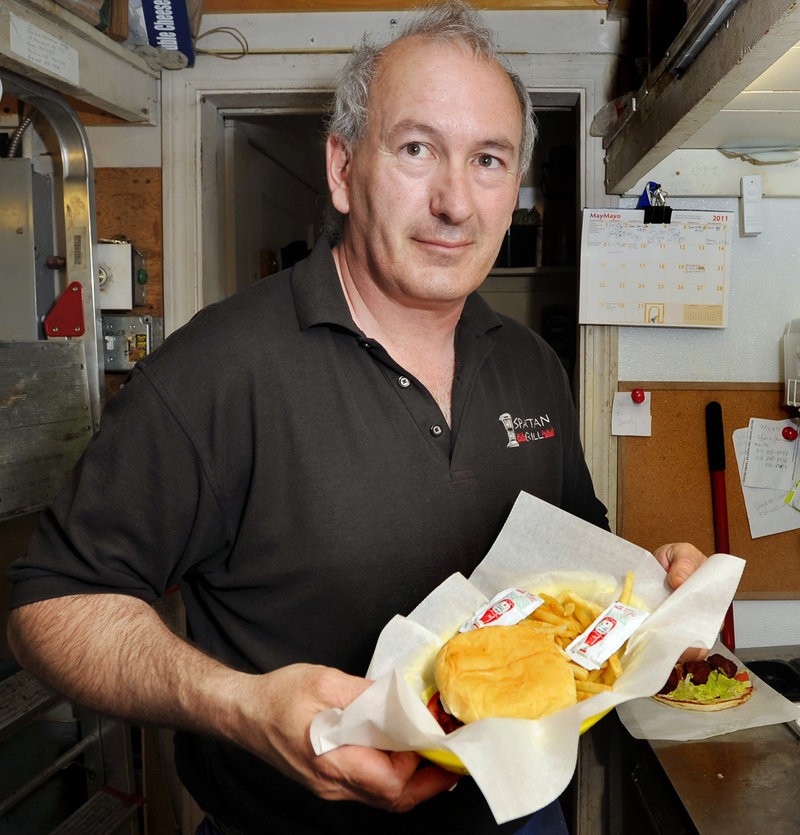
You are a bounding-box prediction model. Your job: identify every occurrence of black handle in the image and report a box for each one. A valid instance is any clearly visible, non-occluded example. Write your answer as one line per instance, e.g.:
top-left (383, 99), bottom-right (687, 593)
top-left (705, 401), bottom-right (726, 472)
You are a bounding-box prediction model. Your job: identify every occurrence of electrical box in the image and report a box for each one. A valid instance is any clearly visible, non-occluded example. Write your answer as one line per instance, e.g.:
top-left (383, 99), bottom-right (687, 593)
top-left (0, 158), bottom-right (56, 340)
top-left (97, 242), bottom-right (134, 310)
top-left (740, 175), bottom-right (763, 236)
top-left (102, 314), bottom-right (163, 371)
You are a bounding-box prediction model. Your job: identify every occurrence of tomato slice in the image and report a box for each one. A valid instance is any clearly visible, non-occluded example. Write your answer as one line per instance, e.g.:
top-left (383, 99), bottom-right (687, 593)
top-left (426, 691), bottom-right (464, 734)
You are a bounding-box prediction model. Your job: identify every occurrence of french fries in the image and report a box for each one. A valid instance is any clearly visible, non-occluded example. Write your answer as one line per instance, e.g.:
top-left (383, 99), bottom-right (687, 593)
top-left (607, 652), bottom-right (624, 680)
top-left (619, 571), bottom-right (634, 605)
top-left (525, 572), bottom-right (636, 702)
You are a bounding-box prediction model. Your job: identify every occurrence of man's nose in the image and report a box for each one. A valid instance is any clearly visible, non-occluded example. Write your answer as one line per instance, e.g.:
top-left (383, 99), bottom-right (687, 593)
top-left (429, 161), bottom-right (475, 224)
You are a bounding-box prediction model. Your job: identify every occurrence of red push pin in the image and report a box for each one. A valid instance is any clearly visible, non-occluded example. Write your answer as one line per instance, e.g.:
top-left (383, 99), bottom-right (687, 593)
top-left (782, 426), bottom-right (798, 441)
top-left (631, 389), bottom-right (646, 404)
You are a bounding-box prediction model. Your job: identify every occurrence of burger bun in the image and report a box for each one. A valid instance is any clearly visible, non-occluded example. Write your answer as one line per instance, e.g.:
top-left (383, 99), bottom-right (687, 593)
top-left (651, 683), bottom-right (753, 711)
top-left (434, 621), bottom-right (577, 725)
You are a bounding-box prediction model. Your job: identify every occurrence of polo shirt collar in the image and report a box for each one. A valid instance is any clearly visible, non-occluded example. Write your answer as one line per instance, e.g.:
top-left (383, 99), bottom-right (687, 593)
top-left (292, 237), bottom-right (356, 333)
top-left (292, 236), bottom-right (505, 337)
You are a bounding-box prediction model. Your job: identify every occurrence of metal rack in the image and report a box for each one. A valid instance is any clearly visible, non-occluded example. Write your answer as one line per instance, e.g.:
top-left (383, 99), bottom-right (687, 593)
top-left (0, 669), bottom-right (142, 834)
top-left (1, 70), bottom-right (140, 833)
top-left (1, 69), bottom-right (104, 523)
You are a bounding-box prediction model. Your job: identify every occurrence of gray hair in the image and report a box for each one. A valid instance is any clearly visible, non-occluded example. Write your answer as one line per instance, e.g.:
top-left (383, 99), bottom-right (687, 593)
top-left (324, 0), bottom-right (536, 238)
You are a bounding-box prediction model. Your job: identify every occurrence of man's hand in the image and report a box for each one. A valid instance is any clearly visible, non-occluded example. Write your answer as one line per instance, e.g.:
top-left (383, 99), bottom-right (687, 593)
top-left (223, 663), bottom-right (459, 812)
top-left (652, 542), bottom-right (706, 590)
top-left (652, 542), bottom-right (710, 662)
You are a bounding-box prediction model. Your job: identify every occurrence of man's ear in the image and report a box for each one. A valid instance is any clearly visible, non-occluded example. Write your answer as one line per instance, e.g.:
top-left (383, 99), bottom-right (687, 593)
top-left (326, 134), bottom-right (351, 215)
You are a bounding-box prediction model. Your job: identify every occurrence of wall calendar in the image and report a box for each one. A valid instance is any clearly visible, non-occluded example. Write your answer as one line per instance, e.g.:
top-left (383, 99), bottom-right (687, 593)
top-left (578, 207), bottom-right (733, 328)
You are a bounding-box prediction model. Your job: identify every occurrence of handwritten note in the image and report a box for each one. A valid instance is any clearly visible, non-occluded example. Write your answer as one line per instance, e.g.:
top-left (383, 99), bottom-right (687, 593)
top-left (9, 14), bottom-right (80, 86)
top-left (740, 418), bottom-right (800, 491)
top-left (611, 392), bottom-right (652, 436)
top-left (733, 429), bottom-right (800, 538)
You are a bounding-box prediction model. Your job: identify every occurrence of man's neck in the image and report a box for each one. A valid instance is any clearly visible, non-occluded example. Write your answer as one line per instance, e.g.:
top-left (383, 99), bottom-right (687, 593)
top-left (333, 245), bottom-right (462, 426)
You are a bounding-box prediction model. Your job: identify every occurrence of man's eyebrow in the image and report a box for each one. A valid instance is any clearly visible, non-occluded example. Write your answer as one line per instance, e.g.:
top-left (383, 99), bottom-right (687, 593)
top-left (388, 121), bottom-right (518, 156)
top-left (478, 137), bottom-right (517, 157)
top-left (387, 120), bottom-right (439, 140)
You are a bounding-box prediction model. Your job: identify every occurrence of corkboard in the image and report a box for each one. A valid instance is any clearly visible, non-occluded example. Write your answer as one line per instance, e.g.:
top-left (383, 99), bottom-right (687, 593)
top-left (617, 383), bottom-right (800, 599)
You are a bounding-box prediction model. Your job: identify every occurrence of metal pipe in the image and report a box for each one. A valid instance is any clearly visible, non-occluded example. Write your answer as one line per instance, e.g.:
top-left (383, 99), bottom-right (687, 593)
top-left (1, 70), bottom-right (104, 431)
top-left (667, 0), bottom-right (745, 77)
top-left (0, 729), bottom-right (100, 816)
top-left (6, 109), bottom-right (35, 159)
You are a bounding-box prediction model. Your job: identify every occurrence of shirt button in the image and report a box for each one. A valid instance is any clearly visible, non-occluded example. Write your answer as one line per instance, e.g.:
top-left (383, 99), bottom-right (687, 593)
top-left (430, 424), bottom-right (443, 437)
top-left (398, 376), bottom-right (410, 388)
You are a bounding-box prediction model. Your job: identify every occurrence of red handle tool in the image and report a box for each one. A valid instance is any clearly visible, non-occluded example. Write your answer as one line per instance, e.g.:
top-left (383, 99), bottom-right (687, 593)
top-left (705, 401), bottom-right (736, 651)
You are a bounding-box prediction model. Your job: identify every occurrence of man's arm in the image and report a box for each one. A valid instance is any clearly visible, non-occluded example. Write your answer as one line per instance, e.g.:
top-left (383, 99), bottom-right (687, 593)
top-left (7, 594), bottom-right (458, 811)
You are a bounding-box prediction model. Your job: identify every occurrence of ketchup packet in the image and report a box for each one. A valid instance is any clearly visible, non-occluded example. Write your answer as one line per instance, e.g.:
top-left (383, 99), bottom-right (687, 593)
top-left (458, 588), bottom-right (545, 632)
top-left (566, 600), bottom-right (649, 670)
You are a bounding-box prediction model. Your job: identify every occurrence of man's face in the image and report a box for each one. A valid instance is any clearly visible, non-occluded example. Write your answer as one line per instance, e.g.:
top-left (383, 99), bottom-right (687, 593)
top-left (328, 36), bottom-right (524, 311)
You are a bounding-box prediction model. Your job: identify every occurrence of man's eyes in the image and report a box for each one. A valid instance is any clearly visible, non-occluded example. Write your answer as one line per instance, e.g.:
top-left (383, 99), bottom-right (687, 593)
top-left (399, 144), bottom-right (509, 172)
top-left (402, 142), bottom-right (430, 158)
top-left (476, 154), bottom-right (502, 169)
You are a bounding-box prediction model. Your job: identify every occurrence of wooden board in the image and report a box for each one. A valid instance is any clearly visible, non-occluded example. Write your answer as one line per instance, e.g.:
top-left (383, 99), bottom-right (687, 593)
top-left (617, 383), bottom-right (800, 599)
top-left (94, 167), bottom-right (163, 320)
top-left (202, 0), bottom-right (603, 12)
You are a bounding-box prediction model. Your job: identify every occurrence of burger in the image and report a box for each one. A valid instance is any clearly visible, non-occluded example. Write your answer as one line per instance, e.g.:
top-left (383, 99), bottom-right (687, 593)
top-left (430, 620), bottom-right (577, 726)
top-left (652, 653), bottom-right (753, 711)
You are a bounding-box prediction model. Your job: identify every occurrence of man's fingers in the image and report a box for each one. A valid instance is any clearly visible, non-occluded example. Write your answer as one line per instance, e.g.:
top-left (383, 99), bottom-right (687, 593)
top-left (652, 543), bottom-right (713, 662)
top-left (652, 542), bottom-right (707, 589)
top-left (316, 745), bottom-right (458, 811)
top-left (678, 646), bottom-right (709, 663)
top-left (395, 760), bottom-right (462, 812)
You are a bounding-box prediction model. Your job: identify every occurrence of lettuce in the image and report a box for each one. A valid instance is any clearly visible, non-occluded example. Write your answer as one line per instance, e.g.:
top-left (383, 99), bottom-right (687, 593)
top-left (669, 670), bottom-right (748, 701)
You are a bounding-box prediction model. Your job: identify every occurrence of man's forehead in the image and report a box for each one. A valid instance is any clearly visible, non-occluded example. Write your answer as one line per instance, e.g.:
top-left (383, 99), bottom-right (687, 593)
top-left (371, 38), bottom-right (520, 116)
top-left (369, 37), bottom-right (523, 151)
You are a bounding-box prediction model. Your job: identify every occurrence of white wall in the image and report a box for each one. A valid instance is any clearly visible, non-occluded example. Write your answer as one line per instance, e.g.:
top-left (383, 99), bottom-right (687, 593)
top-left (85, 124), bottom-right (160, 168)
top-left (734, 599), bottom-right (800, 649)
top-left (617, 183), bottom-right (800, 648)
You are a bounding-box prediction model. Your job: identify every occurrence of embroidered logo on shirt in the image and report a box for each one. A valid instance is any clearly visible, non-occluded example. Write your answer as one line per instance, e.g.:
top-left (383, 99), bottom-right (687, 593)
top-left (499, 412), bottom-right (555, 448)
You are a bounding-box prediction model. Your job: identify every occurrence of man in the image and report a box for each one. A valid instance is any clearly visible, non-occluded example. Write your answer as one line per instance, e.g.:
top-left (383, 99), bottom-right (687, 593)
top-left (7, 2), bottom-right (706, 833)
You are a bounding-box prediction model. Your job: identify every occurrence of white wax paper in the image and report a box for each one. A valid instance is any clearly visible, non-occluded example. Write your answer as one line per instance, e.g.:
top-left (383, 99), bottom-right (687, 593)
top-left (309, 492), bottom-right (745, 824)
top-left (616, 642), bottom-right (800, 740)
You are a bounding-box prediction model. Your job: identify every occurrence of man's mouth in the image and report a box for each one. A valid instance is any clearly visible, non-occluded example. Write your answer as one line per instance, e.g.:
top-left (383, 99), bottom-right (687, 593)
top-left (414, 236), bottom-right (473, 251)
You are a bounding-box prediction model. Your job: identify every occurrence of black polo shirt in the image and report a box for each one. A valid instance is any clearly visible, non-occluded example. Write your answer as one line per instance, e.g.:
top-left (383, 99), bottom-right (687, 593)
top-left (10, 238), bottom-right (607, 833)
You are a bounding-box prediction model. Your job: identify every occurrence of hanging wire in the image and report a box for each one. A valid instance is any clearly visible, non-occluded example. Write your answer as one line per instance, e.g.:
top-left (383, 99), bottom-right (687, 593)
top-left (195, 27), bottom-right (249, 60)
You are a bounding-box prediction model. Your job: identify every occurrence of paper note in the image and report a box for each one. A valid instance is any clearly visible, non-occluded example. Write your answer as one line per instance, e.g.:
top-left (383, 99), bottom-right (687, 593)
top-left (740, 418), bottom-right (800, 491)
top-left (611, 391), bottom-right (652, 436)
top-left (733, 428), bottom-right (800, 538)
top-left (785, 480), bottom-right (800, 513)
